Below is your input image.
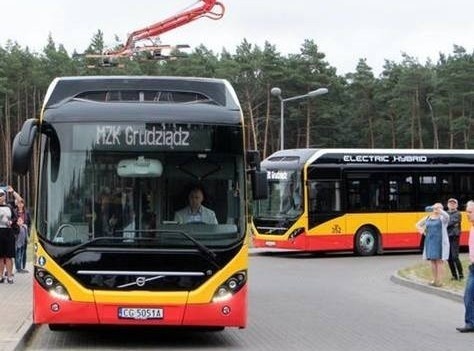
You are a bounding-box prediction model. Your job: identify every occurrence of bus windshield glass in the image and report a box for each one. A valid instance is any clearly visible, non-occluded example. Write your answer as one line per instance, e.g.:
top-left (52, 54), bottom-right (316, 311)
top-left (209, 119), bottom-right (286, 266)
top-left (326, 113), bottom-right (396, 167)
top-left (253, 169), bottom-right (302, 218)
top-left (37, 122), bottom-right (245, 249)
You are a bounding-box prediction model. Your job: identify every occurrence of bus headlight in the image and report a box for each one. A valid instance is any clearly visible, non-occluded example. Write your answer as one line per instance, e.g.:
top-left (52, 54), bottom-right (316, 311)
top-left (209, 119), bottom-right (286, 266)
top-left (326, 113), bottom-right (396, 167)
top-left (35, 267), bottom-right (71, 300)
top-left (212, 270), bottom-right (247, 302)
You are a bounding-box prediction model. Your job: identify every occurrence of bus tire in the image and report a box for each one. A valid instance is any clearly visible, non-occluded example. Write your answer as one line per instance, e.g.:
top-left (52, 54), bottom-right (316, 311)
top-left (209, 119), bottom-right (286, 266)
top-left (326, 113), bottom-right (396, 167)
top-left (48, 324), bottom-right (70, 331)
top-left (202, 326), bottom-right (225, 332)
top-left (354, 226), bottom-right (378, 256)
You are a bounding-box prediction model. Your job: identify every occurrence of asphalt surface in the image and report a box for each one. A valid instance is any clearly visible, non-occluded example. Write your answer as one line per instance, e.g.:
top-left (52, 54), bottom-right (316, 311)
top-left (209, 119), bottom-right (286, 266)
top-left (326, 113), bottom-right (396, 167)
top-left (0, 252), bottom-right (467, 351)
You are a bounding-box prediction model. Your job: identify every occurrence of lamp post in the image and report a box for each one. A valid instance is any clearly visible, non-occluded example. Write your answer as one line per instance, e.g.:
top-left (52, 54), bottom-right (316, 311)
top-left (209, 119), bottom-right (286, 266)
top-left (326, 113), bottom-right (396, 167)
top-left (271, 87), bottom-right (328, 150)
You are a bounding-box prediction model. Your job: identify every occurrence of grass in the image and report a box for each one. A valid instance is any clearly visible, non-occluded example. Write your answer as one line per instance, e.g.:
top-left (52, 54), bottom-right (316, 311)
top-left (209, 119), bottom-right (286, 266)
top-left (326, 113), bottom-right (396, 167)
top-left (398, 257), bottom-right (469, 293)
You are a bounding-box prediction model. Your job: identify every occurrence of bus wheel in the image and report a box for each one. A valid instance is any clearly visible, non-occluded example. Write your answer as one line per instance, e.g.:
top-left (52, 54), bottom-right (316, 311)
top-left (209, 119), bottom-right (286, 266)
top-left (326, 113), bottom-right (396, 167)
top-left (354, 226), bottom-right (378, 256)
top-left (48, 324), bottom-right (70, 331)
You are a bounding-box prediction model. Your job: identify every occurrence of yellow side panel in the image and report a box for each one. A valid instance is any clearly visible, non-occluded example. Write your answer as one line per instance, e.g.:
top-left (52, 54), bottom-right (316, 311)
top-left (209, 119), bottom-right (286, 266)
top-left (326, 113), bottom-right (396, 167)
top-left (307, 213), bottom-right (420, 236)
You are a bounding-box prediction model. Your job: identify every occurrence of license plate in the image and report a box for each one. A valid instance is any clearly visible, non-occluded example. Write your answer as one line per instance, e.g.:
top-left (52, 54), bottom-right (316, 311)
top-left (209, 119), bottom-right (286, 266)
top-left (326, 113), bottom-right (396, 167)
top-left (118, 307), bottom-right (164, 320)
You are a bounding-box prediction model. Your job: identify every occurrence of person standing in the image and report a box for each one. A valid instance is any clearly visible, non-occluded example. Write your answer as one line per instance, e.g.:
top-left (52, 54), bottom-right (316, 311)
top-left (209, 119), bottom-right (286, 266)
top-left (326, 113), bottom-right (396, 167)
top-left (446, 198), bottom-right (463, 281)
top-left (456, 200), bottom-right (474, 333)
top-left (0, 188), bottom-right (17, 284)
top-left (14, 196), bottom-right (30, 273)
top-left (416, 202), bottom-right (450, 287)
top-left (14, 217), bottom-right (28, 274)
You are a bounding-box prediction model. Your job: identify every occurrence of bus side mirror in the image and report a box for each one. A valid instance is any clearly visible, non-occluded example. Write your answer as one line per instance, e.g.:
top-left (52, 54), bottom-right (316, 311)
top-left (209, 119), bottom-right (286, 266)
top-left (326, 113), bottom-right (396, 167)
top-left (250, 170), bottom-right (268, 200)
top-left (12, 118), bottom-right (39, 175)
top-left (247, 150), bottom-right (268, 200)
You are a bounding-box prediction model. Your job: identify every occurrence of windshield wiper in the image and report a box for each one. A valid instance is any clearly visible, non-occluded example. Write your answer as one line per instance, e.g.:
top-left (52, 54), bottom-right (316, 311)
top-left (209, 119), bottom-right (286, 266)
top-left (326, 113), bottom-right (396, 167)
top-left (99, 231), bottom-right (219, 268)
top-left (44, 231), bottom-right (220, 269)
top-left (157, 229), bottom-right (219, 268)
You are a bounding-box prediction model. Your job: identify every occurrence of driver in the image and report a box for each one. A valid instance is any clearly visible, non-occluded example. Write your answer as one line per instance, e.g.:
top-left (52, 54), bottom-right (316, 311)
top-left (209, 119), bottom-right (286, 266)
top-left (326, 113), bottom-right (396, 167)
top-left (174, 186), bottom-right (217, 224)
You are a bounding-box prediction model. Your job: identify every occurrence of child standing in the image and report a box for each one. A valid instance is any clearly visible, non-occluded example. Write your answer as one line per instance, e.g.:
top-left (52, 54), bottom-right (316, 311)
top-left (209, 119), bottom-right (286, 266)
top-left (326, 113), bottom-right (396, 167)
top-left (14, 217), bottom-right (28, 273)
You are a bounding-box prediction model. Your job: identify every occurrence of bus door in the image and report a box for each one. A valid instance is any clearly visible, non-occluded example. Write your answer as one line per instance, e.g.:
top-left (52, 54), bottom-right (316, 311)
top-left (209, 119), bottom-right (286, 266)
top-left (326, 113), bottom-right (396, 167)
top-left (386, 174), bottom-right (418, 247)
top-left (119, 178), bottom-right (160, 237)
top-left (307, 179), bottom-right (343, 236)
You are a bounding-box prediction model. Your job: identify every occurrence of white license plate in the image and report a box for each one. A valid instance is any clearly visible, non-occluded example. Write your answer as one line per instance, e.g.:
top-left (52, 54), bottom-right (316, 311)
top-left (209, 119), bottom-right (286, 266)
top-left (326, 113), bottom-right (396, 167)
top-left (118, 307), bottom-right (164, 320)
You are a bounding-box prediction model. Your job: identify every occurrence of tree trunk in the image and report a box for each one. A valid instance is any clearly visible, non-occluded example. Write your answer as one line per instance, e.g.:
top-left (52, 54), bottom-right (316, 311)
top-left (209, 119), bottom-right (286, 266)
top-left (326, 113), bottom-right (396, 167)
top-left (410, 94), bottom-right (416, 148)
top-left (244, 90), bottom-right (258, 151)
top-left (4, 96), bottom-right (12, 185)
top-left (367, 112), bottom-right (375, 148)
top-left (427, 96), bottom-right (439, 149)
top-left (415, 88), bottom-right (424, 148)
top-left (389, 109), bottom-right (397, 148)
top-left (263, 85), bottom-right (271, 158)
top-left (305, 103), bottom-right (311, 148)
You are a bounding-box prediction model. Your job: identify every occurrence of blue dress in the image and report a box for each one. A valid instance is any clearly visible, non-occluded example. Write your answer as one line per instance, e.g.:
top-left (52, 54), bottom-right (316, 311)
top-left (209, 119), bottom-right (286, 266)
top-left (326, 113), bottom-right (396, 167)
top-left (424, 218), bottom-right (442, 259)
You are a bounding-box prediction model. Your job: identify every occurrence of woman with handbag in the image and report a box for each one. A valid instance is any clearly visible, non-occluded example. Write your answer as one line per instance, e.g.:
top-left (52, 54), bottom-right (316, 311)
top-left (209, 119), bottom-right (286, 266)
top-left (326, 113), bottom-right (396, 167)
top-left (416, 202), bottom-right (450, 287)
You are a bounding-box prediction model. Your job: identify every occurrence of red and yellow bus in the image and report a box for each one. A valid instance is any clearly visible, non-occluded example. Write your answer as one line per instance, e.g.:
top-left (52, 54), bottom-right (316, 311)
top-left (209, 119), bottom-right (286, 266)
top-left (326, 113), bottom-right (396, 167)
top-left (252, 148), bottom-right (473, 255)
top-left (12, 76), bottom-right (266, 330)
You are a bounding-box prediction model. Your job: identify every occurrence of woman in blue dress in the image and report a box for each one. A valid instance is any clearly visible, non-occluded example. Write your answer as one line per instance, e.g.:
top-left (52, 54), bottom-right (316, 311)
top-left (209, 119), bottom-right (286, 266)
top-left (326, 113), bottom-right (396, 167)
top-left (416, 202), bottom-right (450, 287)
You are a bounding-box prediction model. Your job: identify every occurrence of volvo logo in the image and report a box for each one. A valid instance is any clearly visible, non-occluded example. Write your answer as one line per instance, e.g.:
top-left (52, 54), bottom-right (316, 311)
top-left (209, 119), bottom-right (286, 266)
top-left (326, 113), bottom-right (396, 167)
top-left (117, 275), bottom-right (166, 289)
top-left (136, 277), bottom-right (146, 287)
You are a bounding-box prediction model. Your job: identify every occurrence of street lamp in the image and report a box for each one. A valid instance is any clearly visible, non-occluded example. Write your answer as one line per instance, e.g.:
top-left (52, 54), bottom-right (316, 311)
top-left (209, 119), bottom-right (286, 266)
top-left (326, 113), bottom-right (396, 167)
top-left (271, 87), bottom-right (328, 150)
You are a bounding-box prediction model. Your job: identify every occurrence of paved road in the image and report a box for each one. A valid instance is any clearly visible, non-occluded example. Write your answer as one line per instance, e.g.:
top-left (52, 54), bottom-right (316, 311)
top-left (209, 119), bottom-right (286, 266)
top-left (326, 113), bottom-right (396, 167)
top-left (24, 252), bottom-right (472, 351)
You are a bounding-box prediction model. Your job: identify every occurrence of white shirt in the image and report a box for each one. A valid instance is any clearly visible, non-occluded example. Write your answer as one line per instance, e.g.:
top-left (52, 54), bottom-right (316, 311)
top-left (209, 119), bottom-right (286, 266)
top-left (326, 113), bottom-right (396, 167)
top-left (174, 205), bottom-right (218, 224)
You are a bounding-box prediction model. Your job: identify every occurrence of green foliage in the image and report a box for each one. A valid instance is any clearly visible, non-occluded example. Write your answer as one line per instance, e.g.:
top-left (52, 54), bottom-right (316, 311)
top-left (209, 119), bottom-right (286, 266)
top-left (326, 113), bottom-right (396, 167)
top-left (0, 35), bottom-right (473, 188)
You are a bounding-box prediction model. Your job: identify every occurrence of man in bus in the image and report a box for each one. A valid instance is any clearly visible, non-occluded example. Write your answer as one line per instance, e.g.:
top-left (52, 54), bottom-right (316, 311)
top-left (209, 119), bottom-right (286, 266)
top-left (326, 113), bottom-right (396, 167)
top-left (174, 186), bottom-right (218, 224)
top-left (457, 200), bottom-right (474, 333)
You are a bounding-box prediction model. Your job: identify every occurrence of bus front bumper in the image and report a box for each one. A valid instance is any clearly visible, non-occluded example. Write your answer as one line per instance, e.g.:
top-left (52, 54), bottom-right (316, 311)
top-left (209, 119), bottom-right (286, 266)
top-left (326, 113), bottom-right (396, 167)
top-left (33, 281), bottom-right (247, 328)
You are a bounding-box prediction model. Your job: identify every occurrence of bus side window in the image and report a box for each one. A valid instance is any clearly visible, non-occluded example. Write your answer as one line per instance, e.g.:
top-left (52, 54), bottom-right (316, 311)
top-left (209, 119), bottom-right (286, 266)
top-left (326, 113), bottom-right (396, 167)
top-left (347, 180), bottom-right (362, 210)
top-left (389, 176), bottom-right (413, 210)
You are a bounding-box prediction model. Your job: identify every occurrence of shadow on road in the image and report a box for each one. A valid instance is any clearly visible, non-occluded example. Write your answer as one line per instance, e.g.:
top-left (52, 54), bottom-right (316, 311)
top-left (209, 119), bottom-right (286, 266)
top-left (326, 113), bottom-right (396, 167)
top-left (254, 249), bottom-right (421, 260)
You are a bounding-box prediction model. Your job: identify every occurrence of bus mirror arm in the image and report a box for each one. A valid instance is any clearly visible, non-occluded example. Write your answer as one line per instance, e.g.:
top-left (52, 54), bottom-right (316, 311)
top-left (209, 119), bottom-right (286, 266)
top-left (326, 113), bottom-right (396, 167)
top-left (12, 118), bottom-right (39, 175)
top-left (246, 150), bottom-right (262, 171)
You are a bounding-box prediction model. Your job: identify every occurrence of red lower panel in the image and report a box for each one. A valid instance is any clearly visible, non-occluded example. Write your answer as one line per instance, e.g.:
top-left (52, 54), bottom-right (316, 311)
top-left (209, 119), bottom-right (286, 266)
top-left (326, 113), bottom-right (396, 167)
top-left (33, 281), bottom-right (99, 324)
top-left (33, 280), bottom-right (247, 328)
top-left (254, 232), bottom-right (426, 252)
top-left (252, 237), bottom-right (308, 250)
top-left (253, 234), bottom-right (353, 251)
top-left (182, 285), bottom-right (247, 328)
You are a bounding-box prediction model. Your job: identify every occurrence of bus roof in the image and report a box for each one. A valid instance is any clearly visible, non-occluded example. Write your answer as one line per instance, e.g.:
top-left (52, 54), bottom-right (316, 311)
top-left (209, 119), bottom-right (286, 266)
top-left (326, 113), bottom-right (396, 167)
top-left (41, 76), bottom-right (242, 125)
top-left (262, 148), bottom-right (474, 170)
top-left (42, 76), bottom-right (241, 110)
top-left (261, 149), bottom-right (319, 169)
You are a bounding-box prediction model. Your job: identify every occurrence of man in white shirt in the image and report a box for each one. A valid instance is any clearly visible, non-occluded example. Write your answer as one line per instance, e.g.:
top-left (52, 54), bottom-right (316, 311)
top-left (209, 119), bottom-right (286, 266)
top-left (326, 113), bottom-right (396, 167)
top-left (457, 200), bottom-right (474, 332)
top-left (174, 186), bottom-right (217, 224)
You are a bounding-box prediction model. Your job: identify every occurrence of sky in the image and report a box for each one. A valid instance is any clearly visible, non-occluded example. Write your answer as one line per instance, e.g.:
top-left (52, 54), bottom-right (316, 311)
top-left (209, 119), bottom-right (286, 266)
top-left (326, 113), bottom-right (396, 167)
top-left (1, 0), bottom-right (473, 76)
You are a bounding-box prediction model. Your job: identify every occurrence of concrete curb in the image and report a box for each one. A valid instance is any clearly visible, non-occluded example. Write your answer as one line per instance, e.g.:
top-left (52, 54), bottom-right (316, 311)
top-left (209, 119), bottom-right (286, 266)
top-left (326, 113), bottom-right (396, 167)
top-left (390, 272), bottom-right (463, 303)
top-left (4, 313), bottom-right (35, 351)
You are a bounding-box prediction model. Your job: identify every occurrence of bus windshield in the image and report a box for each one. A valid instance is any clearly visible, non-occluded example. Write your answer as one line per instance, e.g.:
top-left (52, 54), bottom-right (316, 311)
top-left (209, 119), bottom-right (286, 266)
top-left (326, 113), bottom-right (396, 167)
top-left (37, 122), bottom-right (245, 249)
top-left (253, 169), bottom-right (302, 218)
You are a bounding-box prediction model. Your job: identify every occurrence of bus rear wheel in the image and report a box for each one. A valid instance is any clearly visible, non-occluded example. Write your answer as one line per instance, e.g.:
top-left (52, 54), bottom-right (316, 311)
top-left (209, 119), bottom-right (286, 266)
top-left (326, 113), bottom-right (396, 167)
top-left (354, 226), bottom-right (378, 256)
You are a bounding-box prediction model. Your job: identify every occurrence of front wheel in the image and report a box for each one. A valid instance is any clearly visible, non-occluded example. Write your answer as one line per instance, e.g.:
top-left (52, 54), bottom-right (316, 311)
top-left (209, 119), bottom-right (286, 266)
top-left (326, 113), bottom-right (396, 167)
top-left (48, 324), bottom-right (70, 331)
top-left (354, 226), bottom-right (378, 256)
